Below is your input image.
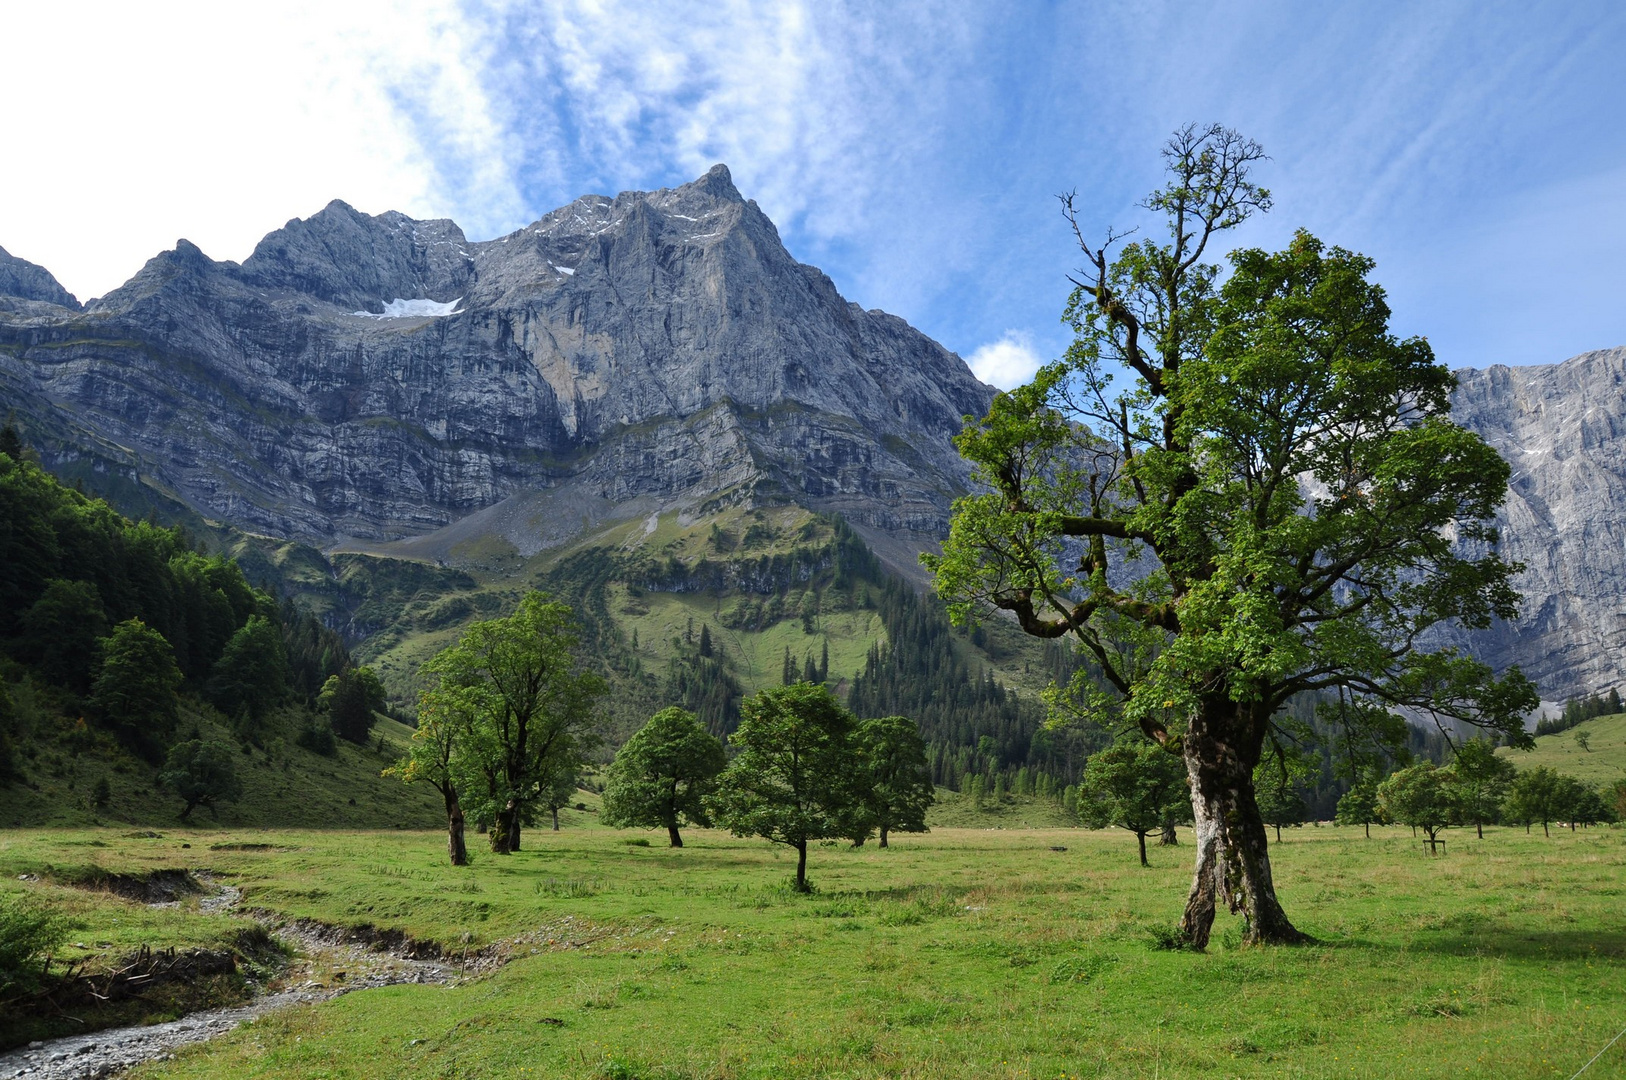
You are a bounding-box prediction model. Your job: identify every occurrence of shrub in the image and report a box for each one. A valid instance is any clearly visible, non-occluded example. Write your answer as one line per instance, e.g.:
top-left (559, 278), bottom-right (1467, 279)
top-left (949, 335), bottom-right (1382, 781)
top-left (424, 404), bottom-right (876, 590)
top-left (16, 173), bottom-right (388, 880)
top-left (0, 891), bottom-right (74, 992)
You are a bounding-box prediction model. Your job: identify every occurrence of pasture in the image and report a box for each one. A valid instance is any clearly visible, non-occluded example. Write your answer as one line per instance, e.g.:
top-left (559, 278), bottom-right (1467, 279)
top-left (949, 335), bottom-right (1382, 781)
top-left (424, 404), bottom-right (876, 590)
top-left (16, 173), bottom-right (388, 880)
top-left (2, 822), bottom-right (1622, 1079)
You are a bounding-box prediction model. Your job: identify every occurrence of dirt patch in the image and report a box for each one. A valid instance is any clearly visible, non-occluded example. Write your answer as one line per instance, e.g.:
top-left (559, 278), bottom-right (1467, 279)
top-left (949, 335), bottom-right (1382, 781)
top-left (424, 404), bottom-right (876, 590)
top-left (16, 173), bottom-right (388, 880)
top-left (57, 868), bottom-right (202, 905)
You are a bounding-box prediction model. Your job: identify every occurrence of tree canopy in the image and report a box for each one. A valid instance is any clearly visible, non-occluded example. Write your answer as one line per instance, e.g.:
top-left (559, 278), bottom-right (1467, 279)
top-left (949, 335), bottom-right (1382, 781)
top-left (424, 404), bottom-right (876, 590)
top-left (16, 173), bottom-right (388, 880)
top-left (601, 707), bottom-right (727, 847)
top-left (413, 591), bottom-right (604, 855)
top-left (1077, 737), bottom-right (1190, 866)
top-left (926, 123), bottom-right (1536, 946)
top-left (853, 715), bottom-right (935, 848)
top-left (708, 683), bottom-right (868, 891)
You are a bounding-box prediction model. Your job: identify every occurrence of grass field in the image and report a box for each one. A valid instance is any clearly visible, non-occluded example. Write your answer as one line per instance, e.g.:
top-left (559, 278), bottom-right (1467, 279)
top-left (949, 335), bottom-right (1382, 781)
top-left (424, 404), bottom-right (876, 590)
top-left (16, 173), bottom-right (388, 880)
top-left (2, 820), bottom-right (1622, 1080)
top-left (1501, 713), bottom-right (1626, 786)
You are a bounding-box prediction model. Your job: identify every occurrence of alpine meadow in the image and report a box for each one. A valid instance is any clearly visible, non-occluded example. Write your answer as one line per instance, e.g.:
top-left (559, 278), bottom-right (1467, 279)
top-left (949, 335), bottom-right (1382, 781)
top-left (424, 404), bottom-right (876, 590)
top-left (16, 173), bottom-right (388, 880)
top-left (3, 38), bottom-right (1625, 1079)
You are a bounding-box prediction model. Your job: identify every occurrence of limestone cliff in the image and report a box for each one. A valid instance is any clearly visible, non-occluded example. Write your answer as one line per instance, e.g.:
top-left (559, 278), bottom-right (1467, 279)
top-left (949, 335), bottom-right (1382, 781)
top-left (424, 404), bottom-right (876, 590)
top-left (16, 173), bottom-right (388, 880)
top-left (0, 165), bottom-right (991, 554)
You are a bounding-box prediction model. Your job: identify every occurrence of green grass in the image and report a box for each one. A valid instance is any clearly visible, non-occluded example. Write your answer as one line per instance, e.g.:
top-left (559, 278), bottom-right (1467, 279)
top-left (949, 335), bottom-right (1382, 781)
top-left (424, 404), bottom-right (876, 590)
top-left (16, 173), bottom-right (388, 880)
top-left (1500, 713), bottom-right (1626, 786)
top-left (2, 822), bottom-right (1621, 1079)
top-left (0, 696), bottom-right (441, 830)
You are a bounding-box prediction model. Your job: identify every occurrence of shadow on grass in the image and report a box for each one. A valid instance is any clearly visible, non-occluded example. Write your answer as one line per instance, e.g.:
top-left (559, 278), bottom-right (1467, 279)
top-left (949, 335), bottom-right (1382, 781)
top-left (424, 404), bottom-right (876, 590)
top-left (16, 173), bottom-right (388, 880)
top-left (1300, 924), bottom-right (1626, 961)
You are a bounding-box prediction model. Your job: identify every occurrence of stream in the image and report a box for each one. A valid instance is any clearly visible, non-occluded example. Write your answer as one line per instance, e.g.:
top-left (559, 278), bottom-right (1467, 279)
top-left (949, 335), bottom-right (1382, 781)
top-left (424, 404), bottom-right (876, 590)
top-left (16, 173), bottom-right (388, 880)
top-left (0, 877), bottom-right (465, 1080)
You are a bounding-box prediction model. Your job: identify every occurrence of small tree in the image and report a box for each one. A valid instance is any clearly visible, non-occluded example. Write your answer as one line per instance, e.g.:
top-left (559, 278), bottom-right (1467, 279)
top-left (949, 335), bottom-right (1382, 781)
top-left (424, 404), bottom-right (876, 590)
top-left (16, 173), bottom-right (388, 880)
top-left (707, 683), bottom-right (866, 891)
top-left (540, 754), bottom-right (584, 832)
top-left (420, 592), bottom-right (605, 854)
top-left (1446, 738), bottom-right (1515, 839)
top-left (89, 618), bottom-right (182, 760)
top-left (1506, 766), bottom-right (1564, 837)
top-left (158, 739), bottom-right (243, 820)
top-left (207, 615), bottom-right (287, 722)
top-left (1573, 730), bottom-right (1591, 753)
top-left (319, 665), bottom-right (387, 744)
top-left (1078, 738), bottom-right (1190, 867)
top-left (854, 715), bottom-right (935, 848)
top-left (1554, 775), bottom-right (1611, 831)
top-left (388, 688), bottom-right (472, 865)
top-left (1334, 770), bottom-right (1383, 837)
top-left (1377, 763), bottom-right (1455, 854)
top-left (1253, 754), bottom-right (1312, 842)
top-left (601, 707), bottom-right (726, 847)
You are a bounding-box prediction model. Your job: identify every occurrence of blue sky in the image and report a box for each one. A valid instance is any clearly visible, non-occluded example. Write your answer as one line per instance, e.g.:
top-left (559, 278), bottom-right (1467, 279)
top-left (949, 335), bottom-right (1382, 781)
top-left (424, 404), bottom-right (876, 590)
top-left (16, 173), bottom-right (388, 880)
top-left (3, 2), bottom-right (1623, 386)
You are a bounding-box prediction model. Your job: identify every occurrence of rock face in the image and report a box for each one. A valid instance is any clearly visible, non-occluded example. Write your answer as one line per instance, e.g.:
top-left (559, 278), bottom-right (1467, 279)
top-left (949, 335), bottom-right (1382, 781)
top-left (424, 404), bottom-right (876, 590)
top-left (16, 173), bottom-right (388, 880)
top-left (0, 165), bottom-right (991, 552)
top-left (1449, 347), bottom-right (1626, 700)
top-left (3, 166), bottom-right (1622, 702)
top-left (0, 245), bottom-right (79, 309)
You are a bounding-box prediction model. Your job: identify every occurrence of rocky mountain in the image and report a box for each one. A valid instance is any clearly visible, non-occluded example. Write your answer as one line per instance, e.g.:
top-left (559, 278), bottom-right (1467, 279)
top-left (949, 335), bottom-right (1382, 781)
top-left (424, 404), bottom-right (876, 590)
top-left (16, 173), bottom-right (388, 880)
top-left (0, 245), bottom-right (79, 309)
top-left (1449, 347), bottom-right (1626, 701)
top-left (2, 167), bottom-right (1623, 704)
top-left (0, 165), bottom-right (990, 564)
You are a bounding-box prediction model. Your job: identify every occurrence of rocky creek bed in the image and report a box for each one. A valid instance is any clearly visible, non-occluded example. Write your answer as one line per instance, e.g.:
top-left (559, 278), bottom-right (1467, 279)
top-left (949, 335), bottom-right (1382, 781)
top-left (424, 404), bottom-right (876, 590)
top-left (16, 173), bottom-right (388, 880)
top-left (0, 871), bottom-right (486, 1080)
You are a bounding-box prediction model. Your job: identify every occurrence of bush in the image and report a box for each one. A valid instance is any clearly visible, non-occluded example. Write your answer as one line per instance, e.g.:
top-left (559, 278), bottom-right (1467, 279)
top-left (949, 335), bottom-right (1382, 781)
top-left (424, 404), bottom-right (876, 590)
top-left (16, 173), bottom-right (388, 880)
top-left (0, 891), bottom-right (73, 992)
top-left (296, 723), bottom-right (337, 756)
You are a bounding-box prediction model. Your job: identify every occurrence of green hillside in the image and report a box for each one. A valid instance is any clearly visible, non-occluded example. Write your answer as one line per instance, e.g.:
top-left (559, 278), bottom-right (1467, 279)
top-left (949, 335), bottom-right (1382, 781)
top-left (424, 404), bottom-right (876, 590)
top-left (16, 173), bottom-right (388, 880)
top-left (0, 694), bottom-right (441, 829)
top-left (1499, 712), bottom-right (1626, 785)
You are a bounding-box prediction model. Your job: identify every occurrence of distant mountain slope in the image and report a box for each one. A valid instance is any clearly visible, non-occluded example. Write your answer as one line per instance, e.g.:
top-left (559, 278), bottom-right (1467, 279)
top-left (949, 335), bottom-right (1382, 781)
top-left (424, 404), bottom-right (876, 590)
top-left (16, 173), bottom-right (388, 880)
top-left (0, 165), bottom-right (990, 558)
top-left (1496, 712), bottom-right (1626, 787)
top-left (1450, 347), bottom-right (1626, 699)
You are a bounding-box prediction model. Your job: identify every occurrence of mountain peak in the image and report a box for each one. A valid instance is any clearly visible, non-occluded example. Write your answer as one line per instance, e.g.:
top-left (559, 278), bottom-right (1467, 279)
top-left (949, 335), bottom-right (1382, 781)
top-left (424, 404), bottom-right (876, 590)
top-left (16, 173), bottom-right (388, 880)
top-left (688, 163), bottom-right (741, 202)
top-left (0, 244), bottom-right (81, 309)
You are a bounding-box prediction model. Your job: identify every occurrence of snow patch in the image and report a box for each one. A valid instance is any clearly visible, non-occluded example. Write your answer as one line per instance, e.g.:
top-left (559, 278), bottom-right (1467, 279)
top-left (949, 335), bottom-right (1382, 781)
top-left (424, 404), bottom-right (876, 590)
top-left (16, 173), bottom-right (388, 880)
top-left (550, 264), bottom-right (575, 277)
top-left (353, 297), bottom-right (462, 319)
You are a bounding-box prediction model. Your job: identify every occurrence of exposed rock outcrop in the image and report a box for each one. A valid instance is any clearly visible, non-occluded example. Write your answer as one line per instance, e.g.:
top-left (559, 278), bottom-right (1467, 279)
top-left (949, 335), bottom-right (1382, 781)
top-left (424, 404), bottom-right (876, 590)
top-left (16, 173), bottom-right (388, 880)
top-left (0, 165), bottom-right (991, 551)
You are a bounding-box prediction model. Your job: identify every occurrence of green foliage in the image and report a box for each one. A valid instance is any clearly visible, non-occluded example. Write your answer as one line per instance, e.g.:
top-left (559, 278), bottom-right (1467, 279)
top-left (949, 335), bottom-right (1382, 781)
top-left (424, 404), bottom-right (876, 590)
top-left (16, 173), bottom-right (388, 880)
top-left (1446, 738), bottom-right (1516, 836)
top-left (414, 592), bottom-right (605, 853)
top-left (88, 618), bottom-right (182, 760)
top-left (0, 890), bottom-right (73, 994)
top-left (206, 615), bottom-right (287, 721)
top-left (1333, 769), bottom-right (1384, 833)
top-left (18, 578), bottom-right (107, 693)
top-left (707, 683), bottom-right (868, 890)
top-left (601, 707), bottom-right (726, 846)
top-left (1377, 763), bottom-right (1455, 852)
top-left (926, 124), bottom-right (1537, 939)
top-left (853, 715), bottom-right (935, 846)
top-left (319, 666), bottom-right (387, 744)
top-left (1077, 738), bottom-right (1190, 865)
top-left (157, 738), bottom-right (243, 820)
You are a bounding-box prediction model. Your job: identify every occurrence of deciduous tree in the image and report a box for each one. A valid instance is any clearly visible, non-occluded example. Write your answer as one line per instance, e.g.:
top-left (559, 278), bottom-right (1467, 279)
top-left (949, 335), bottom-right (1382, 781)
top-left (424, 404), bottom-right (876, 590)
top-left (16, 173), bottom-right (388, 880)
top-left (854, 715), bottom-right (935, 848)
top-left (708, 683), bottom-right (866, 891)
top-left (1446, 738), bottom-right (1515, 839)
top-left (319, 665), bottom-right (387, 744)
top-left (420, 592), bottom-right (604, 854)
top-left (1377, 763), bottom-right (1454, 854)
top-left (601, 707), bottom-right (726, 847)
top-left (89, 618), bottom-right (182, 760)
top-left (1334, 769), bottom-right (1383, 837)
top-left (158, 739), bottom-right (242, 820)
top-left (1077, 738), bottom-right (1191, 866)
top-left (926, 124), bottom-right (1536, 945)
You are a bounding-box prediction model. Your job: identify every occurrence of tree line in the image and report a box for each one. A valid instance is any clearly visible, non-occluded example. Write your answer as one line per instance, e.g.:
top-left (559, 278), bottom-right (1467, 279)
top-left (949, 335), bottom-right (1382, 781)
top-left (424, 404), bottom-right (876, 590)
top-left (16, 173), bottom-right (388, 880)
top-left (1533, 689), bottom-right (1622, 737)
top-left (392, 590), bottom-right (935, 888)
top-left (0, 427), bottom-right (386, 816)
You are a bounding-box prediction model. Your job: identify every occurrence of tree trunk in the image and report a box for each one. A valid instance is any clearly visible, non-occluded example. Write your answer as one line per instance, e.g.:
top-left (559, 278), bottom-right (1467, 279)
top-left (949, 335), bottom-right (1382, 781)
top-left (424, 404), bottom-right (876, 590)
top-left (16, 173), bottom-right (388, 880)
top-left (1160, 823), bottom-right (1178, 846)
top-left (1137, 830), bottom-right (1148, 867)
top-left (1364, 821), bottom-right (1370, 839)
top-left (443, 787), bottom-right (468, 867)
top-left (794, 840), bottom-right (809, 892)
top-left (491, 798), bottom-right (519, 854)
top-left (1476, 820), bottom-right (1483, 840)
top-left (552, 806), bottom-right (560, 831)
top-left (1542, 820), bottom-right (1549, 838)
top-left (1274, 824), bottom-right (1282, 842)
top-left (667, 822), bottom-right (683, 848)
top-left (879, 825), bottom-right (890, 848)
top-left (1179, 704), bottom-right (1308, 949)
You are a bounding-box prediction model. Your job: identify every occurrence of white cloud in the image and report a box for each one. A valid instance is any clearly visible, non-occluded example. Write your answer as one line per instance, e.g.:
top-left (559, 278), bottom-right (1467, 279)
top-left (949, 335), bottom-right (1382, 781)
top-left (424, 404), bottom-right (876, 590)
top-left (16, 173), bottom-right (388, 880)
top-left (0, 1), bottom-right (511, 300)
top-left (967, 331), bottom-right (1043, 390)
